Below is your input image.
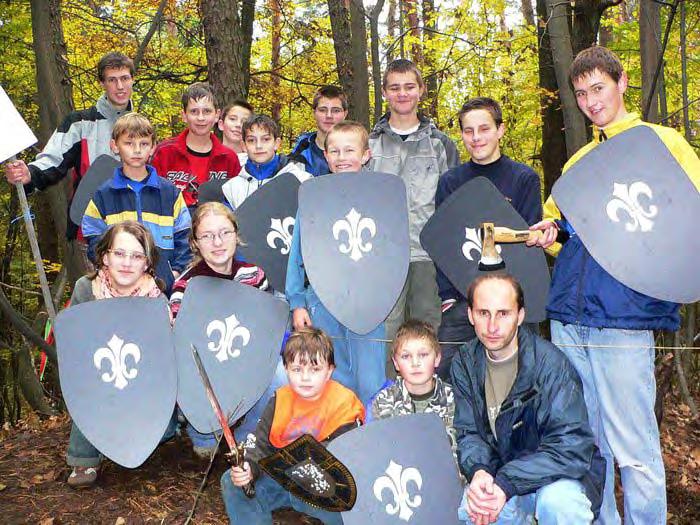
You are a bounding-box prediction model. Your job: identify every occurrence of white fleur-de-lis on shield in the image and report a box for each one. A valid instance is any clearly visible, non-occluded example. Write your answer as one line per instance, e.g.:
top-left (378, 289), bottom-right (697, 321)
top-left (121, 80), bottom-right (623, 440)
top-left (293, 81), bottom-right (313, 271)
top-left (93, 335), bottom-right (141, 390)
top-left (332, 208), bottom-right (377, 262)
top-left (606, 181), bottom-right (658, 232)
top-left (373, 460), bottom-right (423, 521)
top-left (266, 217), bottom-right (295, 255)
top-left (206, 313), bottom-right (251, 362)
top-left (462, 227), bottom-right (501, 261)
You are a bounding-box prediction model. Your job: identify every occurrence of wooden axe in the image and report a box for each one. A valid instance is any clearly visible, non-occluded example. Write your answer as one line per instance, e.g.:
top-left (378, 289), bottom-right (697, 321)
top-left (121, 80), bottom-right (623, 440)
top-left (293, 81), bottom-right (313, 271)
top-left (478, 222), bottom-right (544, 271)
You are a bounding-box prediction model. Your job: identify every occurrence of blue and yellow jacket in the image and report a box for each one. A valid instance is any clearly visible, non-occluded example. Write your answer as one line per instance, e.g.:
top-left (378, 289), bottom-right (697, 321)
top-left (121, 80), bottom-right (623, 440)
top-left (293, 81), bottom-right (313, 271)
top-left (544, 114), bottom-right (700, 330)
top-left (82, 165), bottom-right (192, 292)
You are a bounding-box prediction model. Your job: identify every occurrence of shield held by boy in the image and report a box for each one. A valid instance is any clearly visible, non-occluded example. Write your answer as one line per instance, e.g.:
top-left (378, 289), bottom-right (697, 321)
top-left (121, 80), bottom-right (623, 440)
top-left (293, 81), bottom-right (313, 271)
top-left (69, 154), bottom-right (120, 225)
top-left (173, 276), bottom-right (289, 433)
top-left (55, 296), bottom-right (176, 468)
top-left (298, 172), bottom-right (410, 334)
top-left (235, 172), bottom-right (302, 291)
top-left (328, 413), bottom-right (462, 524)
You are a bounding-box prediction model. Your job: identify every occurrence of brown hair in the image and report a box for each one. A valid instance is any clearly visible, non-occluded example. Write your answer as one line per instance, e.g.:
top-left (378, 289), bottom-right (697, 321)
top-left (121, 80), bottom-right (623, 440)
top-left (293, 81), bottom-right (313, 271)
top-left (392, 319), bottom-right (440, 357)
top-left (221, 99), bottom-right (254, 119)
top-left (569, 46), bottom-right (624, 85)
top-left (458, 97), bottom-right (503, 129)
top-left (382, 59), bottom-right (424, 89)
top-left (242, 114), bottom-right (281, 140)
top-left (90, 221), bottom-right (161, 283)
top-left (182, 82), bottom-right (217, 110)
top-left (324, 120), bottom-right (369, 151)
top-left (312, 85), bottom-right (348, 111)
top-left (97, 52), bottom-right (135, 81)
top-left (111, 112), bottom-right (156, 142)
top-left (188, 202), bottom-right (241, 266)
top-left (466, 273), bottom-right (525, 311)
top-left (283, 328), bottom-right (335, 367)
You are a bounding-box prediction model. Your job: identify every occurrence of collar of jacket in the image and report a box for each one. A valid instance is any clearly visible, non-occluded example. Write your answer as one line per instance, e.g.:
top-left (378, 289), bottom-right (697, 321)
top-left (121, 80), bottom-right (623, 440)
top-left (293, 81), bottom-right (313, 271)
top-left (109, 165), bottom-right (161, 190)
top-left (371, 112), bottom-right (436, 140)
top-left (244, 154), bottom-right (284, 181)
top-left (592, 112), bottom-right (639, 143)
top-left (396, 374), bottom-right (448, 405)
top-left (96, 93), bottom-right (133, 120)
top-left (173, 128), bottom-right (228, 158)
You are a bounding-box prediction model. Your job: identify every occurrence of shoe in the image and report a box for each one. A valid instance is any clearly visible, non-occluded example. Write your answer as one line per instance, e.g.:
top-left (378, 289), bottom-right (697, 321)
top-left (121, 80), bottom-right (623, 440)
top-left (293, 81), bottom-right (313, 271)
top-left (192, 446), bottom-right (216, 460)
top-left (67, 466), bottom-right (98, 488)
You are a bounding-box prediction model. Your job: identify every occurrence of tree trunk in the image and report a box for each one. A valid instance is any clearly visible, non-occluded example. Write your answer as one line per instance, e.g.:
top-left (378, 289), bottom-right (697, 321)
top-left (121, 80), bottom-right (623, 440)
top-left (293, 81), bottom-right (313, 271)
top-left (369, 0), bottom-right (387, 125)
top-left (521, 0), bottom-right (535, 26)
top-left (422, 0), bottom-right (438, 120)
top-left (269, 0), bottom-right (282, 121)
top-left (240, 0), bottom-right (256, 96)
top-left (402, 0), bottom-right (422, 64)
top-left (640, 0), bottom-right (662, 123)
top-left (387, 0), bottom-right (398, 62)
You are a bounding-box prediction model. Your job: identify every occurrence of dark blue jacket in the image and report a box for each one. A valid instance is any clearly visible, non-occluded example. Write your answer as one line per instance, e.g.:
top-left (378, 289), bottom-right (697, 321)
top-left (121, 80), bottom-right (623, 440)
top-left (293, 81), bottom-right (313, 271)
top-left (290, 131), bottom-right (330, 176)
top-left (451, 327), bottom-right (605, 515)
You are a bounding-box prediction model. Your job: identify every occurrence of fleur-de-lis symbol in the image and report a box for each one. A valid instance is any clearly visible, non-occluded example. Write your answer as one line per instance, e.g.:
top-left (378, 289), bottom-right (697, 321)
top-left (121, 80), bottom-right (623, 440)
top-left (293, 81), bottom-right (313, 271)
top-left (266, 217), bottom-right (295, 255)
top-left (332, 208), bottom-right (377, 261)
top-left (93, 335), bottom-right (141, 390)
top-left (462, 227), bottom-right (501, 261)
top-left (206, 313), bottom-right (251, 362)
top-left (606, 181), bottom-right (658, 232)
top-left (373, 460), bottom-right (423, 521)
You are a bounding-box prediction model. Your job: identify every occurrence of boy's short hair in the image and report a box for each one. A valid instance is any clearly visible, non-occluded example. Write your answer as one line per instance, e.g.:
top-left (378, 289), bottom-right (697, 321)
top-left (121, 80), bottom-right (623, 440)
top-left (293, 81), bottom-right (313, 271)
top-left (466, 273), bottom-right (525, 311)
top-left (382, 59), bottom-right (424, 89)
top-left (324, 120), bottom-right (369, 150)
top-left (569, 46), bottom-right (624, 85)
top-left (392, 319), bottom-right (440, 356)
top-left (182, 82), bottom-right (217, 110)
top-left (221, 99), bottom-right (254, 119)
top-left (312, 85), bottom-right (348, 111)
top-left (97, 52), bottom-right (135, 81)
top-left (283, 328), bottom-right (335, 367)
top-left (458, 97), bottom-right (503, 129)
top-left (111, 112), bottom-right (156, 142)
top-left (242, 114), bottom-right (281, 140)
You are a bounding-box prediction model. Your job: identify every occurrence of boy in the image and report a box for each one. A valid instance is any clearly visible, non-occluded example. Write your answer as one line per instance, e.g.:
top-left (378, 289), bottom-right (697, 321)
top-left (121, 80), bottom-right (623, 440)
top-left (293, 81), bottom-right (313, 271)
top-left (220, 327), bottom-right (364, 525)
top-left (218, 99), bottom-right (254, 165)
top-left (529, 46), bottom-right (700, 524)
top-left (435, 97), bottom-right (542, 379)
top-left (151, 82), bottom-right (240, 210)
top-left (368, 59), bottom-right (459, 376)
top-left (222, 115), bottom-right (311, 210)
top-left (286, 121), bottom-right (386, 405)
top-left (82, 113), bottom-right (191, 293)
top-left (370, 320), bottom-right (456, 455)
top-left (290, 85), bottom-right (348, 176)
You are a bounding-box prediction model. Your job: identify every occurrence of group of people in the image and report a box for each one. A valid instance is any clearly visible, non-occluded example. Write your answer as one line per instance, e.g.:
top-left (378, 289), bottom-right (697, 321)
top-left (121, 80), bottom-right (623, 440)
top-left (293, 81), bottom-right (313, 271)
top-left (5, 43), bottom-right (699, 525)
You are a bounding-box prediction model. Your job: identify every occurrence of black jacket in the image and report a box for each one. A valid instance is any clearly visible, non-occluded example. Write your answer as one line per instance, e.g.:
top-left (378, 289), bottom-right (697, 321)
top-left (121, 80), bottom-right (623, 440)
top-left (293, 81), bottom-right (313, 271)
top-left (451, 327), bottom-right (605, 515)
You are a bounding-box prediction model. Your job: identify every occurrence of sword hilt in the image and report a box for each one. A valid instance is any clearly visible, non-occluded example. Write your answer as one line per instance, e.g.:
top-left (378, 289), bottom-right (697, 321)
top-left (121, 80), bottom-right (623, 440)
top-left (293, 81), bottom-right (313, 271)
top-left (226, 443), bottom-right (256, 498)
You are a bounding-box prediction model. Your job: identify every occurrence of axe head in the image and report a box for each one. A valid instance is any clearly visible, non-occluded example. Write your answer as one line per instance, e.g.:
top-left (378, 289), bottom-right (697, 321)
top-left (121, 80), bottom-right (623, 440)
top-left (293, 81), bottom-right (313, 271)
top-left (478, 222), bottom-right (505, 271)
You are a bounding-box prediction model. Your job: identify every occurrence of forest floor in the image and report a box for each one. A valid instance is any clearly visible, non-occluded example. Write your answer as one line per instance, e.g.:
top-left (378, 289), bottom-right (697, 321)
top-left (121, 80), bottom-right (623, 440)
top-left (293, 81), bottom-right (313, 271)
top-left (0, 393), bottom-right (698, 524)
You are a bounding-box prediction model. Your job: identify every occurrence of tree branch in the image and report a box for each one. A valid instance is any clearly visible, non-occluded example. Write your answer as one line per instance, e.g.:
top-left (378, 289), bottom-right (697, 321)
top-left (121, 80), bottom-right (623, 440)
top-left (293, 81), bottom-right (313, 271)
top-left (133, 0), bottom-right (168, 71)
top-left (0, 286), bottom-right (57, 363)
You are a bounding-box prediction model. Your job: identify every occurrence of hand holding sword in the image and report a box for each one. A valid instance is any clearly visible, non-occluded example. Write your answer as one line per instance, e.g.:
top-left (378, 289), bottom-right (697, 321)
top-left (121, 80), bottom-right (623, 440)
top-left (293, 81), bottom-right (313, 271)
top-left (190, 344), bottom-right (255, 498)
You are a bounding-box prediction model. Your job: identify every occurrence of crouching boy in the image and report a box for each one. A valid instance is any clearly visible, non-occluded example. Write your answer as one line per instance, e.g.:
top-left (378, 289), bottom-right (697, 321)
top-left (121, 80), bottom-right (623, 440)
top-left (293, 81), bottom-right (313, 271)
top-left (220, 327), bottom-right (365, 525)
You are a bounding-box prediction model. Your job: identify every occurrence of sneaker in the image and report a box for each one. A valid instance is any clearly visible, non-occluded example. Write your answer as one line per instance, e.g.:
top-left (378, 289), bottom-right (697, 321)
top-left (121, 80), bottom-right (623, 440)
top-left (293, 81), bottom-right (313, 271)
top-left (67, 466), bottom-right (98, 488)
top-left (192, 446), bottom-right (216, 460)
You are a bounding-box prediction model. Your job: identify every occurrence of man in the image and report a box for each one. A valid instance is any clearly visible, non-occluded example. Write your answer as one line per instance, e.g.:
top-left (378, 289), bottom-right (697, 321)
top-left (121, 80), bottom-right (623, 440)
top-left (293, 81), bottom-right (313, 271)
top-left (290, 85), bottom-right (348, 176)
top-left (451, 273), bottom-right (604, 524)
top-left (4, 52), bottom-right (135, 238)
top-left (435, 97), bottom-right (541, 379)
top-left (528, 46), bottom-right (700, 523)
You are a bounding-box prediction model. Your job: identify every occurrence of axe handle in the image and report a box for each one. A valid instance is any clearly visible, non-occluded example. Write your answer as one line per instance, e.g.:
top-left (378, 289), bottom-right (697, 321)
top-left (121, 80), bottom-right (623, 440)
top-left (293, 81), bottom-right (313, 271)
top-left (493, 227), bottom-right (543, 244)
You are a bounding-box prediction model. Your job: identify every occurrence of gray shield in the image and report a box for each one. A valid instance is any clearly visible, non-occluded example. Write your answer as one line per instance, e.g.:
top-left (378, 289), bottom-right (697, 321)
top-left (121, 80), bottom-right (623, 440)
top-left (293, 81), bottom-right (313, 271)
top-left (197, 178), bottom-right (227, 204)
top-left (299, 172), bottom-right (410, 334)
top-left (173, 276), bottom-right (288, 433)
top-left (328, 413), bottom-right (462, 524)
top-left (54, 296), bottom-right (176, 468)
top-left (69, 154), bottom-right (120, 225)
top-left (420, 177), bottom-right (550, 322)
top-left (235, 173), bottom-right (302, 292)
top-left (552, 125), bottom-right (700, 303)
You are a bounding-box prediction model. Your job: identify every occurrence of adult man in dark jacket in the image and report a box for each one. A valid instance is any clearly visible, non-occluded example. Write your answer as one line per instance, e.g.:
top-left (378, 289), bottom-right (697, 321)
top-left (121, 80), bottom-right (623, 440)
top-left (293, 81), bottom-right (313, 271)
top-left (452, 273), bottom-right (604, 524)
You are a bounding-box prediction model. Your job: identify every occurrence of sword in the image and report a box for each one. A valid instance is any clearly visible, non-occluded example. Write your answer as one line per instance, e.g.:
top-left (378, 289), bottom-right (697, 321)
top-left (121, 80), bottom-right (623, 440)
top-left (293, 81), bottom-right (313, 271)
top-left (190, 344), bottom-right (255, 498)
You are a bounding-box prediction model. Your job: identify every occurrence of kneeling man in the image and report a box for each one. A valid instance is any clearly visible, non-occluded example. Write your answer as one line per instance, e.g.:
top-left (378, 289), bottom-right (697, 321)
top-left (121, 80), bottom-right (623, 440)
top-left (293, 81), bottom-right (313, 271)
top-left (452, 274), bottom-right (604, 524)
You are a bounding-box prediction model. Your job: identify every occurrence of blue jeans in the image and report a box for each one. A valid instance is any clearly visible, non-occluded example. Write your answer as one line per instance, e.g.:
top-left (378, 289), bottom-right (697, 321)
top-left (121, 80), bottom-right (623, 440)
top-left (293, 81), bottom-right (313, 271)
top-left (551, 321), bottom-right (666, 524)
top-left (306, 288), bottom-right (386, 405)
top-left (459, 479), bottom-right (593, 524)
top-left (220, 470), bottom-right (343, 525)
top-left (66, 409), bottom-right (179, 467)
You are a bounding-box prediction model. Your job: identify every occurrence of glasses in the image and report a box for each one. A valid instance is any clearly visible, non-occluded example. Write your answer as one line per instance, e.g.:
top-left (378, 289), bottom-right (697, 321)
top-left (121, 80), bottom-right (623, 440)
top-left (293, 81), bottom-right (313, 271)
top-left (108, 249), bottom-right (147, 262)
top-left (196, 230), bottom-right (236, 244)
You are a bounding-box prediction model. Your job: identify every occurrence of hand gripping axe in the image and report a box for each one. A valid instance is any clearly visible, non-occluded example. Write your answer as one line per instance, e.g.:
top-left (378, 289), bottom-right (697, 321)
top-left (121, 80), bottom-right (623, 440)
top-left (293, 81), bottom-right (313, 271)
top-left (478, 222), bottom-right (544, 271)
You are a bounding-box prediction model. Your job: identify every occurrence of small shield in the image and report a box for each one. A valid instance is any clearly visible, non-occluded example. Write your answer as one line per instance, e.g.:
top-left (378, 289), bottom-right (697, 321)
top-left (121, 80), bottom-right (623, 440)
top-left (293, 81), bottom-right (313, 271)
top-left (553, 125), bottom-right (700, 303)
top-left (197, 178), bottom-right (227, 204)
top-left (299, 172), bottom-right (410, 334)
top-left (174, 276), bottom-right (288, 433)
top-left (259, 434), bottom-right (357, 512)
top-left (420, 177), bottom-right (550, 322)
top-left (235, 173), bottom-right (302, 291)
top-left (328, 413), bottom-right (462, 524)
top-left (69, 154), bottom-right (120, 225)
top-left (55, 296), bottom-right (176, 468)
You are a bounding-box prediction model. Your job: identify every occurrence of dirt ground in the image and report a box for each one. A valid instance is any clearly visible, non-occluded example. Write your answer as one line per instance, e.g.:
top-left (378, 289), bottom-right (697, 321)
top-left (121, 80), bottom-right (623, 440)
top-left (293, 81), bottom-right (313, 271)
top-left (0, 395), bottom-right (698, 524)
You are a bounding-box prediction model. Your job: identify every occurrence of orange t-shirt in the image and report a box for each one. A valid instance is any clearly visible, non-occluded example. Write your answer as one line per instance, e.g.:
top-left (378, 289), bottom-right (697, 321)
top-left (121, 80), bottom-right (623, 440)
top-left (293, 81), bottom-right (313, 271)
top-left (269, 380), bottom-right (365, 448)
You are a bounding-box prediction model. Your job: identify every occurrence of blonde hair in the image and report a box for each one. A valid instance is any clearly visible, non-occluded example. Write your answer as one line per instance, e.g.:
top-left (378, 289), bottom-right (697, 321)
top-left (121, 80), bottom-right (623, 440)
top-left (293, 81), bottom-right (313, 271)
top-left (111, 112), bottom-right (156, 142)
top-left (324, 120), bottom-right (369, 151)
